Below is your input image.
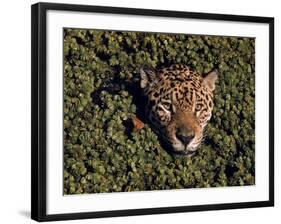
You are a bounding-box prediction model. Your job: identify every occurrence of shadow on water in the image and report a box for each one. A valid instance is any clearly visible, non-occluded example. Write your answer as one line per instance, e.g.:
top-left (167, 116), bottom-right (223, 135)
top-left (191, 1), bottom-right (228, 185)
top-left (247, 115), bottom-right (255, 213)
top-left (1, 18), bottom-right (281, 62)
top-left (90, 73), bottom-right (146, 122)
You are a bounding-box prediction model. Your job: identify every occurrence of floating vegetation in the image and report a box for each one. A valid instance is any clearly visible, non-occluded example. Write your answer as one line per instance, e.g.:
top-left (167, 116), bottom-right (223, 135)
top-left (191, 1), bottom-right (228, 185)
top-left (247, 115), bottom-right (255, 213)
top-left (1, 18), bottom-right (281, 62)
top-left (63, 29), bottom-right (255, 194)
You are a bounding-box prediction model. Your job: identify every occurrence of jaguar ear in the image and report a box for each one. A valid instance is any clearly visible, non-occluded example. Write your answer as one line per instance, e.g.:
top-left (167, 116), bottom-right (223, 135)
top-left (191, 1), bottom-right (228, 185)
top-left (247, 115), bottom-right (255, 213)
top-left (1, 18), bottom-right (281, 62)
top-left (203, 69), bottom-right (218, 91)
top-left (140, 64), bottom-right (156, 88)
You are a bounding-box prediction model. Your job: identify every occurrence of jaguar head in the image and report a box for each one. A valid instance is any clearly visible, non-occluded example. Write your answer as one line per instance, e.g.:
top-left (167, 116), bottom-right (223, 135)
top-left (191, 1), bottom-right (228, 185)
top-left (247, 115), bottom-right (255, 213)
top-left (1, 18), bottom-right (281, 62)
top-left (140, 65), bottom-right (218, 154)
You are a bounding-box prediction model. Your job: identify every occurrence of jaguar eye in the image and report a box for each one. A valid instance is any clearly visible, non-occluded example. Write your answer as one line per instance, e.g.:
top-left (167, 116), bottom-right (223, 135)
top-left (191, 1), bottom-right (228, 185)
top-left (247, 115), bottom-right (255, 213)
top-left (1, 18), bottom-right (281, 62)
top-left (195, 104), bottom-right (202, 111)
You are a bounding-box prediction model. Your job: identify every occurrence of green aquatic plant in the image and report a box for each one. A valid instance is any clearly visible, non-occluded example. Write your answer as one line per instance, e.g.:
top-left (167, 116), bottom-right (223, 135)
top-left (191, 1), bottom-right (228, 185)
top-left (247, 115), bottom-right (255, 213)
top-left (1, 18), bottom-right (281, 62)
top-left (63, 29), bottom-right (255, 194)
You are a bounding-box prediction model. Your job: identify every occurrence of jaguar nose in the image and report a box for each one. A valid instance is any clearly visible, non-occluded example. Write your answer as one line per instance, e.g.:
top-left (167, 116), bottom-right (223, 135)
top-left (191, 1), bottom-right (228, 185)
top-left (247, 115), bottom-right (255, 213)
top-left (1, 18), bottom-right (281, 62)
top-left (176, 132), bottom-right (195, 145)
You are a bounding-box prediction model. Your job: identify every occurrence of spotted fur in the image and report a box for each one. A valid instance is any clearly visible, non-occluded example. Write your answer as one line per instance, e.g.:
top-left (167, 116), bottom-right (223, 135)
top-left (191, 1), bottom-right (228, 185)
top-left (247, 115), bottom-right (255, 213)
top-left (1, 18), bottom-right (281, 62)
top-left (140, 64), bottom-right (218, 154)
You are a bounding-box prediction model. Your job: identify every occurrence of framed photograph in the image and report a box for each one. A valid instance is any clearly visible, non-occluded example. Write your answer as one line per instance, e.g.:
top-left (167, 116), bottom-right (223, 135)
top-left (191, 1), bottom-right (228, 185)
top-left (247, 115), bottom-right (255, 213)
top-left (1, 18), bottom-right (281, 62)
top-left (31, 2), bottom-right (274, 222)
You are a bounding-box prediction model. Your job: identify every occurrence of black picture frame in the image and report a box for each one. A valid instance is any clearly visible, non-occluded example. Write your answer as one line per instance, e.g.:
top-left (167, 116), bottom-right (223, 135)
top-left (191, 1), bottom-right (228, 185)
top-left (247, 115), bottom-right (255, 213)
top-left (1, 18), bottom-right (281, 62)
top-left (31, 2), bottom-right (274, 222)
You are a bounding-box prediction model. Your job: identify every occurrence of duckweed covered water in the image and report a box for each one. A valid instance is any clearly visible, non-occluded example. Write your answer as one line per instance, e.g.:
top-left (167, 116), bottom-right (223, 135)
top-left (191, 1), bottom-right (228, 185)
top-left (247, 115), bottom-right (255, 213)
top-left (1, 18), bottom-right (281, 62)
top-left (63, 28), bottom-right (255, 194)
